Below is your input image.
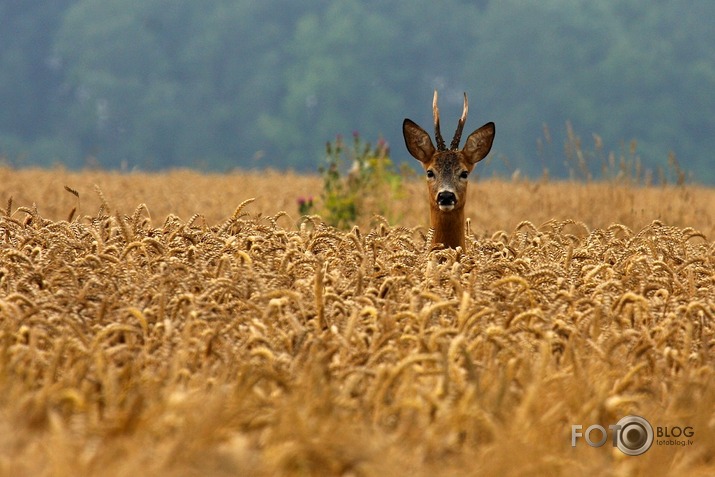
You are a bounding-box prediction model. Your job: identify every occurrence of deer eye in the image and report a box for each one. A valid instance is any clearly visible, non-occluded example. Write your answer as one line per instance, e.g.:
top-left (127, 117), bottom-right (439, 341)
top-left (460, 171), bottom-right (469, 179)
top-left (426, 170), bottom-right (435, 179)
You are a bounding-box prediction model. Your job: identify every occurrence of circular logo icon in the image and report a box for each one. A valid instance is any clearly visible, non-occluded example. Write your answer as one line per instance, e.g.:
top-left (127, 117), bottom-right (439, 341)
top-left (615, 415), bottom-right (654, 456)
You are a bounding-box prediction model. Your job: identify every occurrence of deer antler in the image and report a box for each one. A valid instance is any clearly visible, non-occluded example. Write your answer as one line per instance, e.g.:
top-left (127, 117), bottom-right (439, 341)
top-left (450, 92), bottom-right (469, 150)
top-left (433, 90), bottom-right (446, 151)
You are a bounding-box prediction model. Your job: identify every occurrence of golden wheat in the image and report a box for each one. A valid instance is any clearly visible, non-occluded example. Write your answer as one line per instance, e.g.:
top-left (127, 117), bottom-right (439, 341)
top-left (0, 168), bottom-right (713, 476)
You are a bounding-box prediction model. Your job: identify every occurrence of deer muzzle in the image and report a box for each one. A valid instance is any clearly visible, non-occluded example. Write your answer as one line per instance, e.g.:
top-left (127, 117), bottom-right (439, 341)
top-left (436, 191), bottom-right (457, 211)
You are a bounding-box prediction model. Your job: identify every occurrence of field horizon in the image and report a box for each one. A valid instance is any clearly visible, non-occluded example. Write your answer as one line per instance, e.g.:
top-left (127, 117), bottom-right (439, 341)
top-left (2, 166), bottom-right (714, 234)
top-left (1, 167), bottom-right (713, 476)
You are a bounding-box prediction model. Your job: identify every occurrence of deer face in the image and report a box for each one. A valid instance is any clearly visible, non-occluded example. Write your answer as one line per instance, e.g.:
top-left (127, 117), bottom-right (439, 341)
top-left (403, 91), bottom-right (495, 214)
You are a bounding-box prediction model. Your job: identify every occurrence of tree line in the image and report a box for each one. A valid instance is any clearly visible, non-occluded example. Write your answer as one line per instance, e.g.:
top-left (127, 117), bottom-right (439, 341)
top-left (1, 0), bottom-right (713, 182)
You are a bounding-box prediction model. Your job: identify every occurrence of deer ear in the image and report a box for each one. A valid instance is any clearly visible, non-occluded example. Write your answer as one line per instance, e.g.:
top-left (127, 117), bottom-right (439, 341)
top-left (403, 119), bottom-right (435, 164)
top-left (463, 122), bottom-right (495, 165)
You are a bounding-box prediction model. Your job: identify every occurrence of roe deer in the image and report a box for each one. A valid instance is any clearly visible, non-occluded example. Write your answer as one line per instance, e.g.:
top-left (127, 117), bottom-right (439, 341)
top-left (403, 90), bottom-right (495, 249)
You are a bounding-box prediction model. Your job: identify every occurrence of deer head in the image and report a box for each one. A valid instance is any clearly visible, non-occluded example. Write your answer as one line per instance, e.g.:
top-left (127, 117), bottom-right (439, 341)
top-left (403, 90), bottom-right (495, 249)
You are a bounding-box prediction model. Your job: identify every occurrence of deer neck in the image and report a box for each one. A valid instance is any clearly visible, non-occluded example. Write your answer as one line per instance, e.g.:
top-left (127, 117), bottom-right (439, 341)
top-left (430, 206), bottom-right (466, 249)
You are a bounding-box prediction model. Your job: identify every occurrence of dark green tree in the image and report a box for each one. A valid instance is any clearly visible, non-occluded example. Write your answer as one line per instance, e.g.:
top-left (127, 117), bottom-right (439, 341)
top-left (0, 0), bottom-right (79, 165)
top-left (2, 0), bottom-right (714, 182)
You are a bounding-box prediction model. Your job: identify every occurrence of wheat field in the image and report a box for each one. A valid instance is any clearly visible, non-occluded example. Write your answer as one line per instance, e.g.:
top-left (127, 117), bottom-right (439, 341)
top-left (1, 166), bottom-right (714, 476)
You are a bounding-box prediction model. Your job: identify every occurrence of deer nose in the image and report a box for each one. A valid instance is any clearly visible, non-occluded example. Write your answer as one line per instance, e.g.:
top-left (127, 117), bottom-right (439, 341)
top-left (437, 191), bottom-right (457, 207)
